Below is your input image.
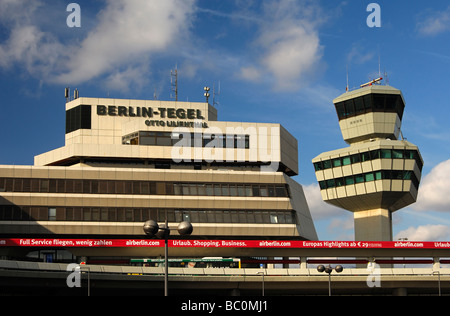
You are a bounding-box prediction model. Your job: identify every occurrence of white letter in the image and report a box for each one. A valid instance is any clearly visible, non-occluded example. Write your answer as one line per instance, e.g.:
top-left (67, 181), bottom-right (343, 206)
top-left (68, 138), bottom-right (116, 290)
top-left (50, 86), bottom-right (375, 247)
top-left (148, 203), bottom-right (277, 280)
top-left (171, 128), bottom-right (192, 163)
top-left (366, 3), bottom-right (381, 28)
top-left (66, 263), bottom-right (81, 288)
top-left (366, 262), bottom-right (381, 288)
top-left (258, 127), bottom-right (279, 172)
top-left (66, 3), bottom-right (81, 28)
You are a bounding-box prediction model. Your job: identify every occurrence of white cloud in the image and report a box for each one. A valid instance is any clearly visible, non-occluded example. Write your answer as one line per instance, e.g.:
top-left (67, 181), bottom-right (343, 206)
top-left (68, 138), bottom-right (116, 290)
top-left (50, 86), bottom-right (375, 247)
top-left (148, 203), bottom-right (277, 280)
top-left (0, 0), bottom-right (197, 91)
top-left (55, 0), bottom-right (196, 85)
top-left (413, 159), bottom-right (450, 212)
top-left (0, 1), bottom-right (64, 78)
top-left (238, 0), bottom-right (324, 91)
top-left (416, 6), bottom-right (450, 36)
top-left (239, 66), bottom-right (262, 82)
top-left (302, 183), bottom-right (343, 220)
top-left (395, 224), bottom-right (450, 241)
top-left (347, 44), bottom-right (375, 65)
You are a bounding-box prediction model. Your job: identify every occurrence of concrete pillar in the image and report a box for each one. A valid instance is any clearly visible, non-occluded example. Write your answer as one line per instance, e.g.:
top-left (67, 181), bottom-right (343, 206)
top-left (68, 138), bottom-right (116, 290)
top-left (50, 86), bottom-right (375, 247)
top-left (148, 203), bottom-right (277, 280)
top-left (282, 257), bottom-right (289, 269)
top-left (299, 257), bottom-right (308, 272)
top-left (354, 208), bottom-right (393, 241)
top-left (433, 257), bottom-right (440, 271)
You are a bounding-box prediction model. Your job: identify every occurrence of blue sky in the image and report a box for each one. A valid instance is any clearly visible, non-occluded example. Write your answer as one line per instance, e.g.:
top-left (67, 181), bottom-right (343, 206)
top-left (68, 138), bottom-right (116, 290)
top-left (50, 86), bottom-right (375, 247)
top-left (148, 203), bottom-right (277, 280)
top-left (0, 0), bottom-right (449, 241)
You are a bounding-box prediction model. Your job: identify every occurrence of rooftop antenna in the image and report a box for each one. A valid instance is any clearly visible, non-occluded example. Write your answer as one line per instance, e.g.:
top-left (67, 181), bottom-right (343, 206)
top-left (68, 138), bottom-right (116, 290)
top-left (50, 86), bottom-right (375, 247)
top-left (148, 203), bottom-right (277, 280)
top-left (170, 65), bottom-right (178, 101)
top-left (384, 69), bottom-right (390, 86)
top-left (65, 87), bottom-right (70, 103)
top-left (346, 65), bottom-right (349, 92)
top-left (378, 52), bottom-right (381, 78)
top-left (213, 81), bottom-right (221, 107)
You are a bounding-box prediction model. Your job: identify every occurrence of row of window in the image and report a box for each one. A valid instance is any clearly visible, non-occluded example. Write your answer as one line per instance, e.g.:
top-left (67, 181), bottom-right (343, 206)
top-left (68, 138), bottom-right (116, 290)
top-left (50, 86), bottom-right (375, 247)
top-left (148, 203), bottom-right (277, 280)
top-left (0, 178), bottom-right (289, 198)
top-left (0, 206), bottom-right (296, 225)
top-left (123, 131), bottom-right (251, 149)
top-left (313, 149), bottom-right (423, 172)
top-left (335, 93), bottom-right (405, 121)
top-left (318, 170), bottom-right (420, 190)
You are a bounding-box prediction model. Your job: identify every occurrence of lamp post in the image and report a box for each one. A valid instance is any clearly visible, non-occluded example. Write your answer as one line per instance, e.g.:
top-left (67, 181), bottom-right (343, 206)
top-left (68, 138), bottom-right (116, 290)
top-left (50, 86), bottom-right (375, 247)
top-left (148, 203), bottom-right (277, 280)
top-left (143, 219), bottom-right (193, 296)
top-left (317, 264), bottom-right (343, 296)
top-left (257, 271), bottom-right (265, 296)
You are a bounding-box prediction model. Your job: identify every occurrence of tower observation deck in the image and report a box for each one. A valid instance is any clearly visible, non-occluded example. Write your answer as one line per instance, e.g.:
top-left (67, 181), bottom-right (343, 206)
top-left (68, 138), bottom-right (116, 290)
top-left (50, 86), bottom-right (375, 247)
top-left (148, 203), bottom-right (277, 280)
top-left (312, 80), bottom-right (423, 241)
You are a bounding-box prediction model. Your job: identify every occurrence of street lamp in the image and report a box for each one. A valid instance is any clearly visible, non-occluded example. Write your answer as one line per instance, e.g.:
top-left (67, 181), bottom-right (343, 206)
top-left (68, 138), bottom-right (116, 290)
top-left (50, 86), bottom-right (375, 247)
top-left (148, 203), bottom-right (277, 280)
top-left (317, 264), bottom-right (343, 296)
top-left (143, 219), bottom-right (193, 296)
top-left (204, 86), bottom-right (210, 104)
top-left (257, 271), bottom-right (265, 296)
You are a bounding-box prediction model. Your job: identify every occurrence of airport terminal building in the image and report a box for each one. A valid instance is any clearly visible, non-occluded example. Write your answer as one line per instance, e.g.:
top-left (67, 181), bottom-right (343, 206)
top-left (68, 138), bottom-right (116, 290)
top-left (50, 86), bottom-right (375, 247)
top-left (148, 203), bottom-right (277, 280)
top-left (0, 93), bottom-right (317, 263)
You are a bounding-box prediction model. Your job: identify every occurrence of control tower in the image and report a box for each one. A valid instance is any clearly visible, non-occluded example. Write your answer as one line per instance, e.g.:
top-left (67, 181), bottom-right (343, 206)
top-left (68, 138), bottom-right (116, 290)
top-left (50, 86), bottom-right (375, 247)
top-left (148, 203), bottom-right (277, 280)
top-left (312, 78), bottom-right (423, 241)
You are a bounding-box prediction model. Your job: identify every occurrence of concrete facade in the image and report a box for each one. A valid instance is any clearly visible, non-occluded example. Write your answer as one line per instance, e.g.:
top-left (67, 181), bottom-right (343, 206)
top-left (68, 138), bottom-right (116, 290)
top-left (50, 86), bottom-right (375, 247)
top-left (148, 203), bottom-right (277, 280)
top-left (0, 95), bottom-right (317, 260)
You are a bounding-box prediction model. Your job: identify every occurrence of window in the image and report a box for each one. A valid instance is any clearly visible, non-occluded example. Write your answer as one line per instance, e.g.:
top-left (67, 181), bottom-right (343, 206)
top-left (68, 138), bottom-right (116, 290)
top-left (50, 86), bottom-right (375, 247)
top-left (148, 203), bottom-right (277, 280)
top-left (365, 173), bottom-right (375, 182)
top-left (375, 171), bottom-right (382, 180)
top-left (361, 152), bottom-right (371, 162)
top-left (314, 162), bottom-right (323, 171)
top-left (182, 184), bottom-right (190, 195)
top-left (229, 185), bottom-right (237, 196)
top-left (40, 179), bottom-right (49, 192)
top-left (392, 149), bottom-right (404, 159)
top-left (354, 96), bottom-right (365, 114)
top-left (221, 184), bottom-right (229, 196)
top-left (363, 95), bottom-right (372, 110)
top-left (370, 150), bottom-right (380, 160)
top-left (355, 175), bottom-right (365, 183)
top-left (405, 150), bottom-right (415, 160)
top-left (342, 157), bottom-right (351, 166)
top-left (381, 149), bottom-right (392, 159)
top-left (252, 185), bottom-right (260, 196)
top-left (188, 184), bottom-right (197, 196)
top-left (275, 186), bottom-right (287, 197)
top-left (345, 176), bottom-right (355, 186)
top-left (326, 179), bottom-right (336, 188)
top-left (344, 100), bottom-right (355, 117)
top-left (205, 184), bottom-right (213, 196)
top-left (319, 181), bottom-right (327, 190)
top-left (260, 186), bottom-right (268, 197)
top-left (373, 94), bottom-right (385, 110)
top-left (332, 158), bottom-right (342, 168)
top-left (351, 154), bottom-right (361, 164)
top-left (335, 178), bottom-right (345, 187)
top-left (48, 208), bottom-right (56, 221)
top-left (66, 105), bottom-right (92, 134)
top-left (183, 213), bottom-right (191, 222)
top-left (335, 102), bottom-right (346, 119)
top-left (197, 184), bottom-right (206, 196)
top-left (213, 184), bottom-right (222, 196)
top-left (270, 214), bottom-right (278, 224)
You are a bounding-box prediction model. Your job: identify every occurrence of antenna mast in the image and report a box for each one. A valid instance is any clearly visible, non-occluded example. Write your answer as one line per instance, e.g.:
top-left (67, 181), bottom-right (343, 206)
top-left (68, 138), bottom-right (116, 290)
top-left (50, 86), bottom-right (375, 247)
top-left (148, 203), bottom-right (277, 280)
top-left (346, 65), bottom-right (349, 92)
top-left (213, 81), bottom-right (221, 107)
top-left (171, 65), bottom-right (178, 101)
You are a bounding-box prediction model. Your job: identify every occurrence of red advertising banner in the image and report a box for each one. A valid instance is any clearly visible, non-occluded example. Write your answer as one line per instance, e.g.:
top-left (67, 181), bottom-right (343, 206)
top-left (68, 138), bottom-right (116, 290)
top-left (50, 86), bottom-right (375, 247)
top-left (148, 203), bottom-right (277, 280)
top-left (1, 238), bottom-right (450, 249)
